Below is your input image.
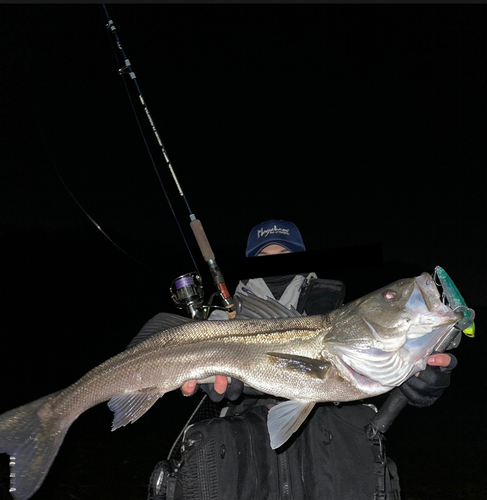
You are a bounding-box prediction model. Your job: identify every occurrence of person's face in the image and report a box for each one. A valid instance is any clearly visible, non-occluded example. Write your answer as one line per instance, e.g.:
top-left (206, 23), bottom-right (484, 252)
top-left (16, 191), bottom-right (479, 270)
top-left (256, 244), bottom-right (291, 257)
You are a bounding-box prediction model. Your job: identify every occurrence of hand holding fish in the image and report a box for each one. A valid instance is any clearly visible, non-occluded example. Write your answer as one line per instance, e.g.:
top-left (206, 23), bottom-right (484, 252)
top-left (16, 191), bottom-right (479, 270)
top-left (0, 272), bottom-right (464, 500)
top-left (400, 353), bottom-right (457, 408)
top-left (426, 353), bottom-right (452, 367)
top-left (181, 353), bottom-right (456, 402)
top-left (181, 375), bottom-right (228, 397)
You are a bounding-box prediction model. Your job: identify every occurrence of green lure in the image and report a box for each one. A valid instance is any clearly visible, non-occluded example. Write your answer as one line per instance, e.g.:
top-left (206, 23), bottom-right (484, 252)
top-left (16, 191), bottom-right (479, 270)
top-left (434, 266), bottom-right (475, 337)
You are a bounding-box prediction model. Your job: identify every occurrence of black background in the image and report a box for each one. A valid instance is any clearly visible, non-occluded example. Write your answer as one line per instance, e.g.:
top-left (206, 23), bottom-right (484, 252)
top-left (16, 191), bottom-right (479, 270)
top-left (1, 3), bottom-right (486, 499)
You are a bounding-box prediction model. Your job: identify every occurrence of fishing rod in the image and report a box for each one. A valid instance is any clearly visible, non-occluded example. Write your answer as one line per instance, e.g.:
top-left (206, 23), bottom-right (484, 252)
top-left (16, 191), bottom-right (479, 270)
top-left (101, 4), bottom-right (235, 319)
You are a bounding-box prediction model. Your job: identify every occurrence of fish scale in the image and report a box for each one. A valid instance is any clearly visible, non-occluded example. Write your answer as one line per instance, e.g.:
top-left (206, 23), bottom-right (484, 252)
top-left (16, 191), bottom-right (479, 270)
top-left (0, 272), bottom-right (462, 499)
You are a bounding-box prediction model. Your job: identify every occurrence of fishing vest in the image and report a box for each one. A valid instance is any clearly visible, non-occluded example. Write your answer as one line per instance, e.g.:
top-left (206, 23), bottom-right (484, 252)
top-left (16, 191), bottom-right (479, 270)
top-left (147, 275), bottom-right (401, 500)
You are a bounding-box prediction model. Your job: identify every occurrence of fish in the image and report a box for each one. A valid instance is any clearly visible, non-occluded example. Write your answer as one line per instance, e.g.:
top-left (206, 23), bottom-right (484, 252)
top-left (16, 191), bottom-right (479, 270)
top-left (0, 272), bottom-right (462, 500)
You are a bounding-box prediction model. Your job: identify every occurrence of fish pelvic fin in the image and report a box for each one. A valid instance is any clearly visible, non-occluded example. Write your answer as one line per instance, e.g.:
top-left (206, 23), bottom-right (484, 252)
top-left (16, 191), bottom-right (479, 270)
top-left (108, 388), bottom-right (163, 431)
top-left (266, 352), bottom-right (331, 379)
top-left (0, 391), bottom-right (69, 500)
top-left (268, 400), bottom-right (316, 450)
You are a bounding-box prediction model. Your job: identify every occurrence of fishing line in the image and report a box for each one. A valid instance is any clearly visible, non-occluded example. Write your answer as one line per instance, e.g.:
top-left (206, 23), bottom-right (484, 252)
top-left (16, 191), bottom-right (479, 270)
top-left (100, 4), bottom-right (201, 277)
top-left (17, 7), bottom-right (161, 277)
top-left (117, 70), bottom-right (201, 276)
top-left (37, 124), bottom-right (154, 273)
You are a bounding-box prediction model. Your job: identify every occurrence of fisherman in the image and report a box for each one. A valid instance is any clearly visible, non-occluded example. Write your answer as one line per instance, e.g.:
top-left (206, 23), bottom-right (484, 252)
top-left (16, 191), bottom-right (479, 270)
top-left (176, 219), bottom-right (457, 499)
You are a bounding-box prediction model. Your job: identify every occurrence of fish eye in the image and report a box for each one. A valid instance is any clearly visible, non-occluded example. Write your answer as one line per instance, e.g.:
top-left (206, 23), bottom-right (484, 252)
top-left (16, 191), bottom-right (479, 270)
top-left (383, 290), bottom-right (398, 301)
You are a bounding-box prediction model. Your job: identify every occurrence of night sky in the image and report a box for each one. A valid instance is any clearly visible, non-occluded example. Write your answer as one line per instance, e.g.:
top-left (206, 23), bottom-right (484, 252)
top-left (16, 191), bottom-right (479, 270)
top-left (1, 3), bottom-right (486, 499)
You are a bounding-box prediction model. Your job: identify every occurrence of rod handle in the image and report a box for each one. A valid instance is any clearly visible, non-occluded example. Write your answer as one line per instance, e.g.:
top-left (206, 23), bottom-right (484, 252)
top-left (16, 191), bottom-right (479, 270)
top-left (190, 219), bottom-right (235, 317)
top-left (190, 219), bottom-right (215, 262)
top-left (369, 388), bottom-right (409, 434)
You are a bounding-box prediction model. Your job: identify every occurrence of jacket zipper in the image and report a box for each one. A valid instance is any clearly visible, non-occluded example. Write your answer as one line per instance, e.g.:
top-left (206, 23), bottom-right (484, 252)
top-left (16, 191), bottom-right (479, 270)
top-left (278, 451), bottom-right (291, 499)
top-left (242, 418), bottom-right (259, 496)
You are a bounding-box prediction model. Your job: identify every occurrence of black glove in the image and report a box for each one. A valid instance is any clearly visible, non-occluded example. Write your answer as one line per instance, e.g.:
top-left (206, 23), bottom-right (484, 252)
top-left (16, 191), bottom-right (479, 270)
top-left (200, 377), bottom-right (245, 403)
top-left (399, 354), bottom-right (457, 408)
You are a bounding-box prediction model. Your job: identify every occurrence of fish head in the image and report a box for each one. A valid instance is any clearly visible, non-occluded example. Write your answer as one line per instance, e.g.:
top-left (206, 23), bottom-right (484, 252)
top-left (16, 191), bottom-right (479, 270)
top-left (328, 272), bottom-right (463, 391)
top-left (351, 272), bottom-right (462, 348)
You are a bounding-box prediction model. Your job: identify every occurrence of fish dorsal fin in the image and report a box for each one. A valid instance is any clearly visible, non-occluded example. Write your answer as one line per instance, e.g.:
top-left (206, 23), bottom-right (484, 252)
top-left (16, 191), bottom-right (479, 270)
top-left (266, 353), bottom-right (331, 379)
top-left (108, 388), bottom-right (163, 431)
top-left (267, 400), bottom-right (316, 449)
top-left (235, 292), bottom-right (303, 319)
top-left (127, 313), bottom-right (194, 349)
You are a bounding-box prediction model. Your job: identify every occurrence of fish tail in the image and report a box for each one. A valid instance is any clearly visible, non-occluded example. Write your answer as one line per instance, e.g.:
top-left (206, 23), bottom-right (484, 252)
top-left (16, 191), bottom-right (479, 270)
top-left (0, 391), bottom-right (70, 500)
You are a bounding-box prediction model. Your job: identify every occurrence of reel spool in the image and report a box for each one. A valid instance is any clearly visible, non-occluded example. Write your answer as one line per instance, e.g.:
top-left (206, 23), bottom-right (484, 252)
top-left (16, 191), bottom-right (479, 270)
top-left (170, 272), bottom-right (205, 319)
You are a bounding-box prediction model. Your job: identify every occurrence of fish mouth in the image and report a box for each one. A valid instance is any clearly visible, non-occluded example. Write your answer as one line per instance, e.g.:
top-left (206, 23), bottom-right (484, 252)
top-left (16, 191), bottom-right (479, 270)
top-left (407, 273), bottom-right (463, 330)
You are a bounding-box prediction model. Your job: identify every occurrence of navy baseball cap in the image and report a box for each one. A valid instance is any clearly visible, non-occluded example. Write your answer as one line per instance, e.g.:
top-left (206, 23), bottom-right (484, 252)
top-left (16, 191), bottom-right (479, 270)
top-left (245, 219), bottom-right (306, 257)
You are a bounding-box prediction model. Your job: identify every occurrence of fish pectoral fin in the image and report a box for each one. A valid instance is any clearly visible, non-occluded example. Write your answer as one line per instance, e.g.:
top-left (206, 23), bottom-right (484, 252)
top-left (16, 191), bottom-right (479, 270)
top-left (267, 400), bottom-right (316, 449)
top-left (108, 387), bottom-right (163, 431)
top-left (266, 352), bottom-right (330, 379)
